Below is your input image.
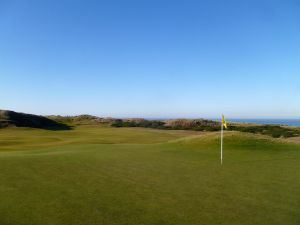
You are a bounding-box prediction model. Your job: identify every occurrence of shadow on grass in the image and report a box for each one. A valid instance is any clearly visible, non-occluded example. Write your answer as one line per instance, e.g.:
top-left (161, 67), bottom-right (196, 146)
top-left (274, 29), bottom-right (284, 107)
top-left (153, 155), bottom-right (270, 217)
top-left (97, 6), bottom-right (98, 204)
top-left (39, 124), bottom-right (73, 131)
top-left (0, 120), bottom-right (73, 131)
top-left (0, 110), bottom-right (74, 131)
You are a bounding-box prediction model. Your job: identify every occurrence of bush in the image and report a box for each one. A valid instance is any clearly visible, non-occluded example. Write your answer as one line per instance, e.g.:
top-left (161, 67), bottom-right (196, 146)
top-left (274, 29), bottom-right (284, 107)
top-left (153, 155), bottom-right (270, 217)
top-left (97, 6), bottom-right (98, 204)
top-left (111, 120), bottom-right (165, 129)
top-left (282, 131), bottom-right (295, 138)
top-left (271, 131), bottom-right (282, 138)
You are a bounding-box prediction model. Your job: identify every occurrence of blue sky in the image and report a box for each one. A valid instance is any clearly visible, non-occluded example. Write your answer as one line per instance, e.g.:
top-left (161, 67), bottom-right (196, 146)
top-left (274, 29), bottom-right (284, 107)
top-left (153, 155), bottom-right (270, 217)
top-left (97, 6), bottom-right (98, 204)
top-left (0, 0), bottom-right (299, 118)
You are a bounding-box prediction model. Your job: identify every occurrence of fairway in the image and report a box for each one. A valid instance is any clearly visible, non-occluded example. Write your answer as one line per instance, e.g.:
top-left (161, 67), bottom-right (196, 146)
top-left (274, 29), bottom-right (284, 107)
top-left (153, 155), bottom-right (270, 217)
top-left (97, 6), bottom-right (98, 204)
top-left (0, 126), bottom-right (299, 225)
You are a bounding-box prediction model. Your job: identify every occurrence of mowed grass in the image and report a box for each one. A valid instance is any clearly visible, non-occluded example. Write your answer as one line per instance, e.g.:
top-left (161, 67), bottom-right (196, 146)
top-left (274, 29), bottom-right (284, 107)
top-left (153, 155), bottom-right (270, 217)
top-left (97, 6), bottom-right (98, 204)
top-left (0, 126), bottom-right (299, 225)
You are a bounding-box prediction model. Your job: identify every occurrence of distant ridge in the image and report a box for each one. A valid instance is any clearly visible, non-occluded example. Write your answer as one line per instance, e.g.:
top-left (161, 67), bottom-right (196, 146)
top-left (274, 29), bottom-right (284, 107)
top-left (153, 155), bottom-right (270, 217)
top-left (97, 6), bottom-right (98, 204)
top-left (0, 110), bottom-right (70, 130)
top-left (1, 110), bottom-right (299, 138)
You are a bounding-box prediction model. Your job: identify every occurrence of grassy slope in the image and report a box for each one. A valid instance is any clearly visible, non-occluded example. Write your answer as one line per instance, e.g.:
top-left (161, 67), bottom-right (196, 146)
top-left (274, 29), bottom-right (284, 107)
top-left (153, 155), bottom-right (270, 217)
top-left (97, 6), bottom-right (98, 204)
top-left (0, 125), bottom-right (198, 150)
top-left (0, 126), bottom-right (299, 225)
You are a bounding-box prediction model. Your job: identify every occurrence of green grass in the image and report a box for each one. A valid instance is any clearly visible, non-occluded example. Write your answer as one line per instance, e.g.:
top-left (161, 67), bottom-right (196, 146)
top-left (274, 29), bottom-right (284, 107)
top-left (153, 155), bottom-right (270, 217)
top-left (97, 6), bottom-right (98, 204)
top-left (0, 126), bottom-right (299, 225)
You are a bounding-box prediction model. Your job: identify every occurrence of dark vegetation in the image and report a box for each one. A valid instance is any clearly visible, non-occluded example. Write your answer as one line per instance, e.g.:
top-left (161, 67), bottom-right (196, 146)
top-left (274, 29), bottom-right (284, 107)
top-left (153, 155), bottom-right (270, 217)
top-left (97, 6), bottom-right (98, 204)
top-left (112, 119), bottom-right (300, 138)
top-left (112, 119), bottom-right (221, 131)
top-left (0, 110), bottom-right (70, 130)
top-left (227, 125), bottom-right (300, 138)
top-left (48, 115), bottom-right (115, 125)
top-left (111, 119), bottom-right (165, 129)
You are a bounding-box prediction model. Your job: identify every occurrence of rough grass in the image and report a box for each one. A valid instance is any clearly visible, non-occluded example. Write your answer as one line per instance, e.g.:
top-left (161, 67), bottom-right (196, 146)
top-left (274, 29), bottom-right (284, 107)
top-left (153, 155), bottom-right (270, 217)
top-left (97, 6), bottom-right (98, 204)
top-left (0, 126), bottom-right (299, 225)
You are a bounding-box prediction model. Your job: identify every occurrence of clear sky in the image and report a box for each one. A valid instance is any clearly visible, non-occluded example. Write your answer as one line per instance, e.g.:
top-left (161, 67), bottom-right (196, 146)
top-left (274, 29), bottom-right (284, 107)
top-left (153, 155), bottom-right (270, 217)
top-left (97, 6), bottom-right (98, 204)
top-left (1, 0), bottom-right (299, 118)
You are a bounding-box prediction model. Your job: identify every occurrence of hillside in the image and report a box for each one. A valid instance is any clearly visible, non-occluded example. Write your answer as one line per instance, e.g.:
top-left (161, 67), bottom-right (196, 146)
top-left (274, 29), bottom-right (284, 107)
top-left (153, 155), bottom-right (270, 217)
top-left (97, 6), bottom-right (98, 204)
top-left (0, 110), bottom-right (70, 130)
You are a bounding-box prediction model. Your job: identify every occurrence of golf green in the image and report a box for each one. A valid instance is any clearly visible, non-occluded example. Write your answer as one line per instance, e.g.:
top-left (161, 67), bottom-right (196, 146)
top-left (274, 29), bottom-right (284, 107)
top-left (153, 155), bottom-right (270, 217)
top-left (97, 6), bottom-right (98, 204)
top-left (0, 126), bottom-right (299, 225)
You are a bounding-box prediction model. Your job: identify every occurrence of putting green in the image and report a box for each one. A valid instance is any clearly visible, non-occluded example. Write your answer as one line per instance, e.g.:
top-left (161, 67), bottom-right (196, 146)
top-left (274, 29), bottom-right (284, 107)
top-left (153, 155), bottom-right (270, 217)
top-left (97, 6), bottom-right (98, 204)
top-left (0, 126), bottom-right (299, 225)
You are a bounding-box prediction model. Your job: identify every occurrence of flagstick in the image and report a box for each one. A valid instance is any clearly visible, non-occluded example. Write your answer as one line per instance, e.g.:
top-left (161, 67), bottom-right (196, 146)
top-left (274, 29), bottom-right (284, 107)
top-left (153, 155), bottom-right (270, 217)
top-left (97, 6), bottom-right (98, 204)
top-left (221, 122), bottom-right (223, 165)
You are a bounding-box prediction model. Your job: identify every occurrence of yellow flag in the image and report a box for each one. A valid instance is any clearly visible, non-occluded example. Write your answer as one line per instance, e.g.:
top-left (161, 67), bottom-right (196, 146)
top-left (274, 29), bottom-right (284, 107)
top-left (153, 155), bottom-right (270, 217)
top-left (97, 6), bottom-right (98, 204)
top-left (221, 114), bottom-right (227, 129)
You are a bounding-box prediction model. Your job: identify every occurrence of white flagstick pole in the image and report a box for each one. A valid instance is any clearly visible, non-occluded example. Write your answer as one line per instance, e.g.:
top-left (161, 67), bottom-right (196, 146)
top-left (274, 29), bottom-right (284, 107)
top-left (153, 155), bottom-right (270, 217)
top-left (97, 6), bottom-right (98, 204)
top-left (221, 121), bottom-right (223, 165)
